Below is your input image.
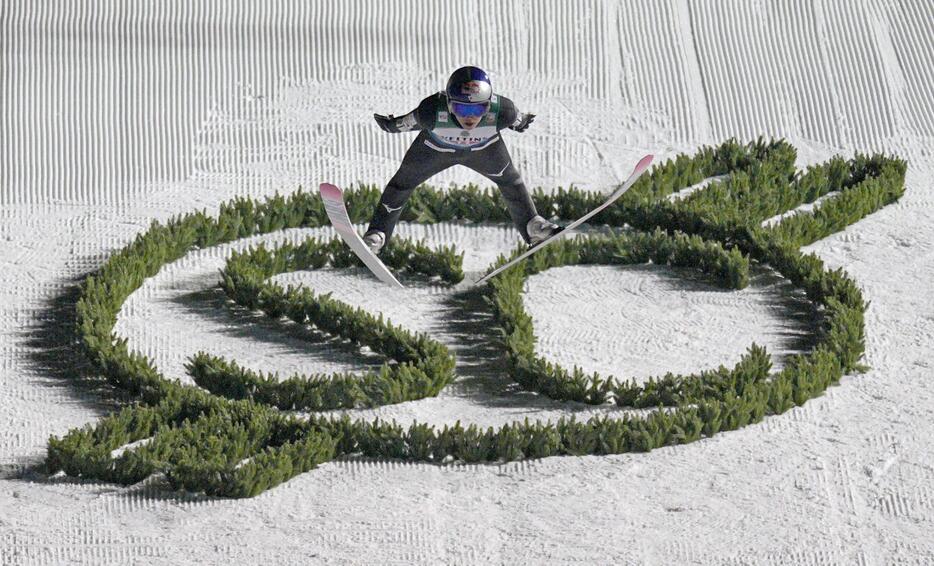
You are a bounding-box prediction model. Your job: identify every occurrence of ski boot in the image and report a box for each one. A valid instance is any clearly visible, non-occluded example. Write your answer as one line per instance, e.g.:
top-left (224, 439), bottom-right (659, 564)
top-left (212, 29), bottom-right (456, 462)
top-left (362, 230), bottom-right (385, 255)
top-left (526, 216), bottom-right (564, 247)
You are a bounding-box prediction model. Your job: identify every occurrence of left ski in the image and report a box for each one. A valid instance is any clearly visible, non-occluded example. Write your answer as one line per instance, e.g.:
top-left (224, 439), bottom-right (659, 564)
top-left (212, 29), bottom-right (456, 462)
top-left (319, 183), bottom-right (404, 289)
top-left (475, 154), bottom-right (653, 286)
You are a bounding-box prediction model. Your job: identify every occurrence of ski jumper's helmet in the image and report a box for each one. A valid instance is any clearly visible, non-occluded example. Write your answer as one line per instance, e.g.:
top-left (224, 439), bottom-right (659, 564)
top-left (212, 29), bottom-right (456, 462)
top-left (445, 66), bottom-right (492, 118)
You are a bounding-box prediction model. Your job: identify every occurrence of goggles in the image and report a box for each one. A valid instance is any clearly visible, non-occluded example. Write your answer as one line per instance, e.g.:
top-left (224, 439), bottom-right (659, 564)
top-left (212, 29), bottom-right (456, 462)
top-left (449, 101), bottom-right (490, 118)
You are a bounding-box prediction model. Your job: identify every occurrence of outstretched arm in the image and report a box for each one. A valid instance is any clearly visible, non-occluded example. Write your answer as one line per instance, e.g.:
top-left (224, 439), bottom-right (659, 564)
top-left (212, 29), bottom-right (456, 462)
top-left (374, 111), bottom-right (420, 133)
top-left (497, 96), bottom-right (535, 133)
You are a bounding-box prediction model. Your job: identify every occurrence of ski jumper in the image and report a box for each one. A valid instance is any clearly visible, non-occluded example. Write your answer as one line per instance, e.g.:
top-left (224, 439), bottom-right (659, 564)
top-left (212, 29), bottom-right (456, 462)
top-left (367, 92), bottom-right (540, 243)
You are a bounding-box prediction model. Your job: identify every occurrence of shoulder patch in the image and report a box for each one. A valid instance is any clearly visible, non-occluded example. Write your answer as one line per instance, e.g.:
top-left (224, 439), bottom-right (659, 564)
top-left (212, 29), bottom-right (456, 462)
top-left (438, 111), bottom-right (448, 122)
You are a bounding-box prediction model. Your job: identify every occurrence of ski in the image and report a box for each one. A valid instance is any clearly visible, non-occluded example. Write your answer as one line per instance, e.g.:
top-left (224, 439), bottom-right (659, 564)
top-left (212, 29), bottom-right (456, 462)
top-left (474, 154), bottom-right (654, 286)
top-left (319, 182), bottom-right (404, 289)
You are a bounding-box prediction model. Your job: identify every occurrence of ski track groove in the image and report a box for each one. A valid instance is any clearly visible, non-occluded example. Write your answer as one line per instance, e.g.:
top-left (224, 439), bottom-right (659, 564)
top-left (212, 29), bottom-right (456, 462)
top-left (832, 0), bottom-right (896, 145)
top-left (887, 0), bottom-right (934, 138)
top-left (618, 1), bottom-right (689, 141)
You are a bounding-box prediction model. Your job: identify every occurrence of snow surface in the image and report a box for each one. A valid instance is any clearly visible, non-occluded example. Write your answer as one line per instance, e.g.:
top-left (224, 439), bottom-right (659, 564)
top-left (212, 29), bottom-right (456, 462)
top-left (2, 1), bottom-right (934, 564)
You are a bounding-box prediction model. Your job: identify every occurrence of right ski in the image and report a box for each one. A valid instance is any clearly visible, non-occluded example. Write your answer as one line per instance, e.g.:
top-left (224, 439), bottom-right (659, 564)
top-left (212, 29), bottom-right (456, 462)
top-left (319, 182), bottom-right (404, 289)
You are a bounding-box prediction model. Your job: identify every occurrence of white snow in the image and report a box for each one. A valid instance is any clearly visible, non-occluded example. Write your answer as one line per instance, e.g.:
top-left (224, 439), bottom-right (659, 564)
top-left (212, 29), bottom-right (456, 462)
top-left (3, 1), bottom-right (934, 564)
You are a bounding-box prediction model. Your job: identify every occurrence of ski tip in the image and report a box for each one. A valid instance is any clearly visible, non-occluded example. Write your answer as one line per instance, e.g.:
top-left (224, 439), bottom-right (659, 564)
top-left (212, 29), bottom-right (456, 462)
top-left (635, 154), bottom-right (654, 174)
top-left (319, 183), bottom-right (342, 198)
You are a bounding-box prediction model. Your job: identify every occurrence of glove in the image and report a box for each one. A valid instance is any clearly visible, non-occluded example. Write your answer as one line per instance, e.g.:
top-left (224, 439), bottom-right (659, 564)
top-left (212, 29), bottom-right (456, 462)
top-left (511, 112), bottom-right (536, 133)
top-left (374, 113), bottom-right (397, 133)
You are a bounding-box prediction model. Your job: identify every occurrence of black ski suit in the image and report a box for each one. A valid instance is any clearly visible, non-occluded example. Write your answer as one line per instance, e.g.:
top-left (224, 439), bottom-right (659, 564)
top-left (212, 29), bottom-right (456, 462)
top-left (366, 92), bottom-right (539, 243)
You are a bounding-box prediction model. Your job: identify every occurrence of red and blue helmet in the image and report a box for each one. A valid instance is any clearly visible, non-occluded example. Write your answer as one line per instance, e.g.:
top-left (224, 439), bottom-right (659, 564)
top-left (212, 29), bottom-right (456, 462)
top-left (446, 66), bottom-right (492, 118)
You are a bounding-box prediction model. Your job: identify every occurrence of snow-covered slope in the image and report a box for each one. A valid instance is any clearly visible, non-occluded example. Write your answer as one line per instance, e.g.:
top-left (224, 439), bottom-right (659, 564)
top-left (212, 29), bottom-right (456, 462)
top-left (2, 1), bottom-right (933, 564)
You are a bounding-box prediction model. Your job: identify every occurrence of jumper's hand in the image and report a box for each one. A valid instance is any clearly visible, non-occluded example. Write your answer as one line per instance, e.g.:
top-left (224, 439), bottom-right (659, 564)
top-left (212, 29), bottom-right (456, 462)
top-left (374, 113), bottom-right (396, 133)
top-left (510, 112), bottom-right (536, 133)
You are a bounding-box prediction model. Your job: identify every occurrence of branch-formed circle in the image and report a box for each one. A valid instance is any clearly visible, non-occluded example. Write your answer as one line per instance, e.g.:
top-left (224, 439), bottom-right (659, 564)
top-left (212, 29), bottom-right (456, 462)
top-left (189, 236), bottom-right (461, 411)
